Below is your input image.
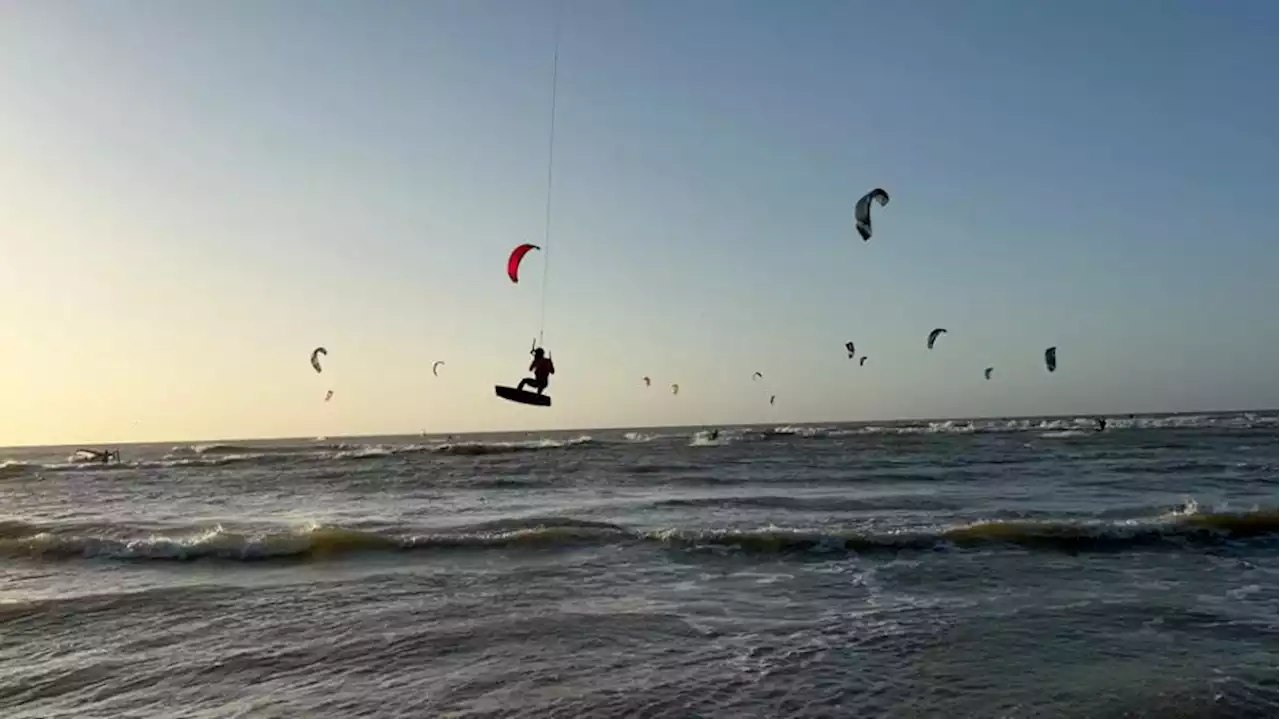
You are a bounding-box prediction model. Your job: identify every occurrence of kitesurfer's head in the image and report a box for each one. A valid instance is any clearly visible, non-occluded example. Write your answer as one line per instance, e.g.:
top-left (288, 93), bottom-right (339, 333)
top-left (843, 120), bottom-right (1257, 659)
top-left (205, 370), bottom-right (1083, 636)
top-left (533, 348), bottom-right (545, 358)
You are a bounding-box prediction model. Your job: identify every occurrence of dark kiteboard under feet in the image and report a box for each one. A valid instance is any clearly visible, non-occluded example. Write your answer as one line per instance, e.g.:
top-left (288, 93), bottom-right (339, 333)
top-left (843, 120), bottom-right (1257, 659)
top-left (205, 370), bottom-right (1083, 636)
top-left (495, 385), bottom-right (552, 407)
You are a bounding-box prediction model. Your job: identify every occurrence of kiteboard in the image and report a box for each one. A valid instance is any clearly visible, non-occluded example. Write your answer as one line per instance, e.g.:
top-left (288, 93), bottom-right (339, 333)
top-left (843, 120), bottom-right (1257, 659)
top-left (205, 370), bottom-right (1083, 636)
top-left (495, 385), bottom-right (552, 407)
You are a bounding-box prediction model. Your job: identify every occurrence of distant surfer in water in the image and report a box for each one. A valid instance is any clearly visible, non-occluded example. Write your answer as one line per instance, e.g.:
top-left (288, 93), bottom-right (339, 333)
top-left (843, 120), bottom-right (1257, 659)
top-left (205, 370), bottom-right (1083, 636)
top-left (517, 347), bottom-right (555, 395)
top-left (78, 449), bottom-right (119, 464)
top-left (1095, 417), bottom-right (1107, 432)
top-left (707, 429), bottom-right (720, 441)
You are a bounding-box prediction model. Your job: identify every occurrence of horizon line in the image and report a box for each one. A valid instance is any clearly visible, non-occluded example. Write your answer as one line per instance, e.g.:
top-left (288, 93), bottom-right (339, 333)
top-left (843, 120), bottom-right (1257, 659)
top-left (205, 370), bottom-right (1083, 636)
top-left (4, 406), bottom-right (1273, 452)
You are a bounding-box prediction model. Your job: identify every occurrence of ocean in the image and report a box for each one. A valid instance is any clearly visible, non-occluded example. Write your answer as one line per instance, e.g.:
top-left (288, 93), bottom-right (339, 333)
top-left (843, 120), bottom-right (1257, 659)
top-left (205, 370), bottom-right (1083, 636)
top-left (0, 411), bottom-right (1275, 718)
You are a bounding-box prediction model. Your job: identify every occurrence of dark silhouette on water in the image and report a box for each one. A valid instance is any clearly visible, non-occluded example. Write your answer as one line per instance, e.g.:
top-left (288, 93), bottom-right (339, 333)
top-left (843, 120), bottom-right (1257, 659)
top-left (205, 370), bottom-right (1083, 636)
top-left (74, 449), bottom-right (121, 464)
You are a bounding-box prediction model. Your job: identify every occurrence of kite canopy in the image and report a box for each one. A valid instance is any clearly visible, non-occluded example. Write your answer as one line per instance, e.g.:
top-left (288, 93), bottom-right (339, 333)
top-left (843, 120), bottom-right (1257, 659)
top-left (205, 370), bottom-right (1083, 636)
top-left (310, 347), bottom-right (327, 373)
top-left (984, 367), bottom-right (993, 380)
top-left (927, 328), bottom-right (947, 350)
top-left (432, 360), bottom-right (445, 377)
top-left (854, 188), bottom-right (890, 241)
top-left (1044, 346), bottom-right (1058, 372)
top-left (507, 243), bottom-right (541, 283)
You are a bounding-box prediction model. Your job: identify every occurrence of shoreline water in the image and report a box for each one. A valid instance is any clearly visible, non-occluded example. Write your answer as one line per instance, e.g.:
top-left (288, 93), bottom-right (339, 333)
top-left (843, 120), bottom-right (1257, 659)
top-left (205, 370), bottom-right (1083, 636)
top-left (2, 411), bottom-right (1275, 717)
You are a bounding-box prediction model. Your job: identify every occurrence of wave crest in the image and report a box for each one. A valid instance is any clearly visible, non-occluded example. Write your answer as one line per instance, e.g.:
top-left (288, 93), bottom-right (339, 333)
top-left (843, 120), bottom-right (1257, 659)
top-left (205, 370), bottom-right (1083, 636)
top-left (432, 436), bottom-right (593, 456)
top-left (0, 510), bottom-right (1271, 563)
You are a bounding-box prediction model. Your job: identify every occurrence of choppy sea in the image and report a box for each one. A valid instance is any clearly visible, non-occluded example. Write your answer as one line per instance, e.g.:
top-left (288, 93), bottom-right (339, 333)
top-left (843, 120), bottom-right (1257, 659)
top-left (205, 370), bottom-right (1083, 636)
top-left (1, 411), bottom-right (1275, 718)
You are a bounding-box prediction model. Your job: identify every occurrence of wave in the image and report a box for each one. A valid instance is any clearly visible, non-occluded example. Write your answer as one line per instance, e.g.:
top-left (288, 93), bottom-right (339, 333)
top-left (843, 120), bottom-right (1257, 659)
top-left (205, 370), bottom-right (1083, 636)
top-left (154, 436), bottom-right (592, 464)
top-left (0, 436), bottom-right (599, 476)
top-left (677, 413), bottom-right (1273, 447)
top-left (689, 430), bottom-right (729, 447)
top-left (6, 459), bottom-right (133, 474)
top-left (648, 494), bottom-right (961, 512)
top-left (0, 460), bottom-right (37, 477)
top-left (622, 414), bottom-right (1274, 454)
top-left (0, 509), bottom-right (1271, 563)
top-left (645, 510), bottom-right (1276, 555)
top-left (154, 453), bottom-right (281, 468)
top-left (164, 440), bottom-right (379, 459)
top-left (1039, 430), bottom-right (1091, 439)
top-left (768, 425), bottom-right (853, 439)
top-left (0, 517), bottom-right (629, 561)
top-left (0, 519), bottom-right (42, 539)
top-left (2, 412), bottom-right (1268, 477)
top-left (857, 412), bottom-right (1274, 436)
top-left (432, 436), bottom-right (593, 456)
top-left (689, 426), bottom-right (855, 447)
top-left (166, 442), bottom-right (313, 457)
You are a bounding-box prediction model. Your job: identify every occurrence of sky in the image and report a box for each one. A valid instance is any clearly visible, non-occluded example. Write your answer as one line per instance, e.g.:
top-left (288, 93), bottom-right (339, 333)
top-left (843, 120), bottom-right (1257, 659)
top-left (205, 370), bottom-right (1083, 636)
top-left (0, 0), bottom-right (1275, 445)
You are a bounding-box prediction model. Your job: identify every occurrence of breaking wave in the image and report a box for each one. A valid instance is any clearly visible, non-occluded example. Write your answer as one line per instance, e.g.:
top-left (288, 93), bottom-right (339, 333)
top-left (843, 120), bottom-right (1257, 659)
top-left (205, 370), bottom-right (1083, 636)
top-left (433, 436), bottom-right (594, 456)
top-left (0, 460), bottom-right (37, 477)
top-left (0, 436), bottom-right (599, 475)
top-left (674, 412), bottom-right (1274, 448)
top-left (648, 494), bottom-right (963, 512)
top-left (0, 509), bottom-right (1271, 563)
top-left (858, 411), bottom-right (1274, 435)
top-left (1, 412), bottom-right (1270, 477)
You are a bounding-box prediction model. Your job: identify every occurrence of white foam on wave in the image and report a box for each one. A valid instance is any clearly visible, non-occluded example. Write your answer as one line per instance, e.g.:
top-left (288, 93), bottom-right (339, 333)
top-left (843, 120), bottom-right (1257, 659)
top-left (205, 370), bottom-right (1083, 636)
top-left (153, 453), bottom-right (270, 468)
top-left (1160, 498), bottom-right (1200, 519)
top-left (433, 435), bottom-right (595, 456)
top-left (0, 460), bottom-right (36, 476)
top-left (689, 430), bottom-right (729, 447)
top-left (856, 412), bottom-right (1269, 436)
top-left (330, 445), bottom-right (395, 460)
top-left (771, 425), bottom-right (845, 438)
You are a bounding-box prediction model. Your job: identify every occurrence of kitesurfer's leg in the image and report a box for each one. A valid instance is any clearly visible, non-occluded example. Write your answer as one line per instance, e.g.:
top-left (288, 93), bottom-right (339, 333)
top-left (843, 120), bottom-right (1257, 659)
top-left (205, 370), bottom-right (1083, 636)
top-left (517, 378), bottom-right (530, 392)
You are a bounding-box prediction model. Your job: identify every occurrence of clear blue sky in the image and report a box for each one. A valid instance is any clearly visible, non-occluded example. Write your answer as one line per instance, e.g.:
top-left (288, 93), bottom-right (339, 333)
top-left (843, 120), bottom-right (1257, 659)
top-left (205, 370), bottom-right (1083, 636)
top-left (0, 0), bottom-right (1274, 443)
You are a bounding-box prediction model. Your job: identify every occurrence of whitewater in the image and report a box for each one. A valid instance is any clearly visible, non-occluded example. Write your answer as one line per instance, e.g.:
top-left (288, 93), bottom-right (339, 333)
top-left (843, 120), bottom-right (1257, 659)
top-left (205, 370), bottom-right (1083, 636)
top-left (0, 411), bottom-right (1275, 718)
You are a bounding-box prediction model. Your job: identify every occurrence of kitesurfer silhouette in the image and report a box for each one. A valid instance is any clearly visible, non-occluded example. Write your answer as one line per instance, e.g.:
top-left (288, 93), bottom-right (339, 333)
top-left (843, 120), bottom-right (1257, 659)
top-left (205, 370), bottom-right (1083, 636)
top-left (517, 347), bottom-right (555, 395)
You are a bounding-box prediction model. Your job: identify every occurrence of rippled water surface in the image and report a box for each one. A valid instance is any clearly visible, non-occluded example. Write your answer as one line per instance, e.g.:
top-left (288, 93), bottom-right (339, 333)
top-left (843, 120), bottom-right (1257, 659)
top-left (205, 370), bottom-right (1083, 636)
top-left (1, 412), bottom-right (1276, 718)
